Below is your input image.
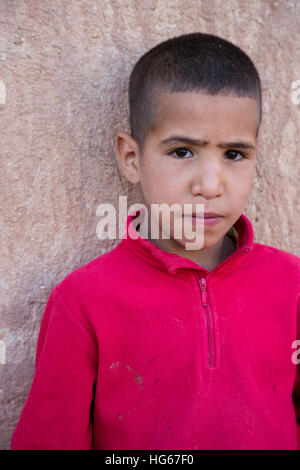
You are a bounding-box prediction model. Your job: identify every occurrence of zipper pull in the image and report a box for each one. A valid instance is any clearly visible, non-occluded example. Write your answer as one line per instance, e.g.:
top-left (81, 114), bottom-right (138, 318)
top-left (199, 278), bottom-right (207, 307)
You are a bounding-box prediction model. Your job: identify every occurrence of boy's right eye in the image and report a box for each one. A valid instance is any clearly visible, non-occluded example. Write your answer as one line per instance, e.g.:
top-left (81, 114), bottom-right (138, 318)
top-left (168, 148), bottom-right (194, 159)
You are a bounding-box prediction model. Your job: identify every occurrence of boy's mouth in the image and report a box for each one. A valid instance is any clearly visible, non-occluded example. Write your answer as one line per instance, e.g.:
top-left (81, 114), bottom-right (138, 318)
top-left (192, 211), bottom-right (223, 218)
top-left (183, 212), bottom-right (224, 228)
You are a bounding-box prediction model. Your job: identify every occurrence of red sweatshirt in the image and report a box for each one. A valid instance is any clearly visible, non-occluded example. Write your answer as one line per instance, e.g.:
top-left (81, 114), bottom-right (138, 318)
top-left (10, 211), bottom-right (300, 450)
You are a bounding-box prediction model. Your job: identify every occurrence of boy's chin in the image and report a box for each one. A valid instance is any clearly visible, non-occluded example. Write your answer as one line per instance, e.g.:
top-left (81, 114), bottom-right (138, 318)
top-left (173, 229), bottom-right (226, 252)
top-left (171, 235), bottom-right (205, 252)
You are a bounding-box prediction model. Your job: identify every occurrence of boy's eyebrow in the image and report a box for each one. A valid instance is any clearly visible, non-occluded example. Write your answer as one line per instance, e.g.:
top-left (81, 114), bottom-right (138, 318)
top-left (159, 135), bottom-right (256, 150)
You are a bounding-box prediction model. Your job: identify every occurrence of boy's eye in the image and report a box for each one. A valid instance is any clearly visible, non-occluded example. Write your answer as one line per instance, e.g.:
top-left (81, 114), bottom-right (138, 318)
top-left (225, 150), bottom-right (246, 161)
top-left (168, 148), bottom-right (247, 161)
top-left (168, 148), bottom-right (194, 159)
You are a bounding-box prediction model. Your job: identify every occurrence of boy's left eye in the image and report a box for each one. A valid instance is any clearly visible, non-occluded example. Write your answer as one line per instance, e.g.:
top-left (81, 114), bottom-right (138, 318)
top-left (224, 150), bottom-right (246, 161)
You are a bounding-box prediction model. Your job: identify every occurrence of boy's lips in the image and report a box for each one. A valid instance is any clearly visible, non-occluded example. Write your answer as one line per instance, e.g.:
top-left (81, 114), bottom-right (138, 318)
top-left (192, 211), bottom-right (223, 218)
top-left (182, 212), bottom-right (224, 228)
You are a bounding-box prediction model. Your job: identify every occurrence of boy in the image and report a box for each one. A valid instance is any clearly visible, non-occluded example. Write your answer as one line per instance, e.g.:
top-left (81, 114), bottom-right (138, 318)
top-left (10, 33), bottom-right (300, 450)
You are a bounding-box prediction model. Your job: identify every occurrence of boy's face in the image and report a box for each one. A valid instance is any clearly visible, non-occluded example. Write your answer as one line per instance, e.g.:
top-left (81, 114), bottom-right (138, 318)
top-left (116, 91), bottom-right (259, 254)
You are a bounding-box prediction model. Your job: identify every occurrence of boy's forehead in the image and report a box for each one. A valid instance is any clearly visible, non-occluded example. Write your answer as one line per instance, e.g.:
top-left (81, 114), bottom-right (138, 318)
top-left (151, 91), bottom-right (259, 141)
top-left (154, 90), bottom-right (257, 114)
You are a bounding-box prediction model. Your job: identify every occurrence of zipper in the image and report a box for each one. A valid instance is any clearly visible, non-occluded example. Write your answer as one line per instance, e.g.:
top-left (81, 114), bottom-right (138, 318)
top-left (194, 243), bottom-right (251, 369)
top-left (198, 276), bottom-right (216, 369)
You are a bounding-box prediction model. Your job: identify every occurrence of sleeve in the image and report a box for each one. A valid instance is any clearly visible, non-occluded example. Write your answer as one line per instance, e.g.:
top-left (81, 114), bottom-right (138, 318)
top-left (10, 285), bottom-right (98, 450)
top-left (293, 293), bottom-right (300, 450)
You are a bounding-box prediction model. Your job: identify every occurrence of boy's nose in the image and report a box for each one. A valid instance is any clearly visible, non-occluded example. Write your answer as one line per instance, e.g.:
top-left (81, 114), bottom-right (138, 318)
top-left (190, 158), bottom-right (224, 199)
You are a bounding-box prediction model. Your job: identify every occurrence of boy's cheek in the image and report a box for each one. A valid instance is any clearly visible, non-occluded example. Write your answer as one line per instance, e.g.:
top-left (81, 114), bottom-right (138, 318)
top-left (230, 173), bottom-right (255, 199)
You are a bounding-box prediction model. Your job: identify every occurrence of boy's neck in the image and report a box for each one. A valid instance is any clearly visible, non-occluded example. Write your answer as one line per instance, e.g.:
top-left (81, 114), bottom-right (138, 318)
top-left (139, 220), bottom-right (236, 271)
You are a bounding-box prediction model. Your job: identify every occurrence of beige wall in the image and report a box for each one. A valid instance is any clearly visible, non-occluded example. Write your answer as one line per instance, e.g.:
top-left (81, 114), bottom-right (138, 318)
top-left (0, 0), bottom-right (299, 449)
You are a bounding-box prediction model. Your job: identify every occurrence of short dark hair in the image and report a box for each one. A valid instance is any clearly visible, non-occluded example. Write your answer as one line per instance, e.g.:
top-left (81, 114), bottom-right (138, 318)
top-left (128, 32), bottom-right (262, 153)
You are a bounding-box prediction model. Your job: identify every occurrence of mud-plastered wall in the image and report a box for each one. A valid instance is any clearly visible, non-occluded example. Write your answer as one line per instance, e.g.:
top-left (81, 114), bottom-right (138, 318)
top-left (0, 0), bottom-right (299, 449)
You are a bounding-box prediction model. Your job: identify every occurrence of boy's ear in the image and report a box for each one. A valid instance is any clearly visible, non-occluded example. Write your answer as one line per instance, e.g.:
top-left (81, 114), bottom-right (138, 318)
top-left (115, 131), bottom-right (141, 184)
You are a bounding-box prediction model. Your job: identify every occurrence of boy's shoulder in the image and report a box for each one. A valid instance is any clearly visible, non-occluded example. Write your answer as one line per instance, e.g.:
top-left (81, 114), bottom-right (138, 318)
top-left (252, 241), bottom-right (300, 274)
top-left (50, 239), bottom-right (300, 302)
top-left (53, 241), bottom-right (127, 301)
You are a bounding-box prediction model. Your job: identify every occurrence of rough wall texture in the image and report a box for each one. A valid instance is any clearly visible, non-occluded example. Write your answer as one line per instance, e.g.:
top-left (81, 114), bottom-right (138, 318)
top-left (0, 0), bottom-right (299, 449)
